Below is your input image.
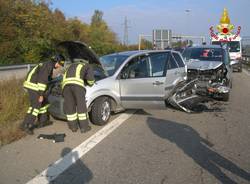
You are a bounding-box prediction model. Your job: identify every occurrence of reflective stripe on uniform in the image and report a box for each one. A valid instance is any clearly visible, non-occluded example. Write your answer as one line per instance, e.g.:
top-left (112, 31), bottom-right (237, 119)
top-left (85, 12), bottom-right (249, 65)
top-left (32, 108), bottom-right (39, 116)
top-left (76, 64), bottom-right (84, 78)
top-left (78, 113), bottom-right (87, 120)
top-left (62, 63), bottom-right (85, 89)
top-left (37, 83), bottom-right (47, 91)
top-left (62, 78), bottom-right (84, 88)
top-left (27, 107), bottom-right (33, 114)
top-left (66, 113), bottom-right (78, 121)
top-left (39, 104), bottom-right (50, 114)
top-left (87, 80), bottom-right (95, 85)
top-left (27, 65), bottom-right (39, 82)
top-left (23, 81), bottom-right (39, 91)
top-left (23, 64), bottom-right (41, 91)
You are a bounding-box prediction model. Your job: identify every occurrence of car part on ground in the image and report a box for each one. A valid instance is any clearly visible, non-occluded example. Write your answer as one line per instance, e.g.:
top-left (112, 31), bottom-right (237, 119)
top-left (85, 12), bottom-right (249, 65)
top-left (230, 60), bottom-right (242, 72)
top-left (37, 133), bottom-right (66, 143)
top-left (167, 79), bottom-right (213, 113)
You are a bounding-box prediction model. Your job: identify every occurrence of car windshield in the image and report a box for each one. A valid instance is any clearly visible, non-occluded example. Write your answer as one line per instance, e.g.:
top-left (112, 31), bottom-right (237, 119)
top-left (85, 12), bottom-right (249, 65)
top-left (182, 48), bottom-right (223, 62)
top-left (228, 41), bottom-right (240, 52)
top-left (100, 54), bottom-right (128, 76)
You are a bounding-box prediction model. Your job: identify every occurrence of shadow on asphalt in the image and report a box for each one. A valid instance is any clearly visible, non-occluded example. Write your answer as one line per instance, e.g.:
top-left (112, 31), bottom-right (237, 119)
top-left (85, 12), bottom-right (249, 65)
top-left (190, 102), bottom-right (227, 113)
top-left (48, 147), bottom-right (93, 184)
top-left (147, 117), bottom-right (250, 184)
top-left (134, 109), bottom-right (152, 116)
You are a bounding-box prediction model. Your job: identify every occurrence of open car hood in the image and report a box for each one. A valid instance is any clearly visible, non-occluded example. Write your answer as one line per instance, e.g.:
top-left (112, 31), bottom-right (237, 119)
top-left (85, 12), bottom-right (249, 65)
top-left (57, 41), bottom-right (101, 66)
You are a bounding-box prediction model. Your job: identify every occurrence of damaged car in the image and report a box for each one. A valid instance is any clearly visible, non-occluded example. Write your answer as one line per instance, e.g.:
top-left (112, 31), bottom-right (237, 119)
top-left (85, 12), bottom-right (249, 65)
top-left (182, 45), bottom-right (232, 101)
top-left (48, 41), bottom-right (190, 125)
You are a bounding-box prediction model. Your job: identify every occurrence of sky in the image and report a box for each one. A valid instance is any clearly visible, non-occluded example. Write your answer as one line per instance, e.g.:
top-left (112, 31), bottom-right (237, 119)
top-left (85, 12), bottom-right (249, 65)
top-left (51, 0), bottom-right (250, 44)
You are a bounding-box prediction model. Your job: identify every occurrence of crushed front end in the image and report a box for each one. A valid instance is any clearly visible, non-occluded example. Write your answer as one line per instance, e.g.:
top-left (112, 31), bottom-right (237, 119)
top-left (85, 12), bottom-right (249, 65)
top-left (167, 64), bottom-right (231, 113)
top-left (187, 63), bottom-right (231, 100)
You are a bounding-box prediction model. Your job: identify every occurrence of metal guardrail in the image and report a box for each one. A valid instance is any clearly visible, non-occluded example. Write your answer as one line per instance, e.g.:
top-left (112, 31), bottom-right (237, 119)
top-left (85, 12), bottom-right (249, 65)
top-left (0, 61), bottom-right (72, 72)
top-left (0, 64), bottom-right (36, 71)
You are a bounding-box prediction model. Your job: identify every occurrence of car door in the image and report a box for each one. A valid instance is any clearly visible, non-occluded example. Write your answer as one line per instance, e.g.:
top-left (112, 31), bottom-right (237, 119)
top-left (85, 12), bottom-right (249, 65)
top-left (172, 52), bottom-right (186, 79)
top-left (164, 52), bottom-right (184, 96)
top-left (119, 52), bottom-right (168, 109)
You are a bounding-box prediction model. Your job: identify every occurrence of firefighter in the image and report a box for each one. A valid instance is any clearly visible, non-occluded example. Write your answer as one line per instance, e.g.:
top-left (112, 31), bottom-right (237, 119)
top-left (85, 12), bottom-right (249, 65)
top-left (62, 60), bottom-right (95, 133)
top-left (20, 54), bottom-right (65, 134)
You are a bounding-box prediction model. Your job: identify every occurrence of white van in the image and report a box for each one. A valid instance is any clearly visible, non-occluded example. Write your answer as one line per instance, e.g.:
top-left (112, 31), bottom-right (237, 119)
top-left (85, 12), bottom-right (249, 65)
top-left (212, 36), bottom-right (242, 72)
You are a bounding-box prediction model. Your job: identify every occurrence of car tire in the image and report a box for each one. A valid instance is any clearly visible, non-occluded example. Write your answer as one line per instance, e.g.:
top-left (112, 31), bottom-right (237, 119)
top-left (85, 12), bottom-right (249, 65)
top-left (222, 93), bottom-right (230, 102)
top-left (90, 97), bottom-right (111, 126)
top-left (230, 79), bottom-right (233, 89)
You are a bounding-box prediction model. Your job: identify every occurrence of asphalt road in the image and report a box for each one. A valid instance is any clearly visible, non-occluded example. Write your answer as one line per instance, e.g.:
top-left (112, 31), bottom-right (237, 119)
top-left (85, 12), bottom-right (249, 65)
top-left (0, 72), bottom-right (250, 184)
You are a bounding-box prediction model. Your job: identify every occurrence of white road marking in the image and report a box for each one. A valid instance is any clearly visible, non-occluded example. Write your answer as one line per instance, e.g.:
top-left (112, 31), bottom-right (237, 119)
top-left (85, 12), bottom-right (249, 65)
top-left (243, 69), bottom-right (250, 76)
top-left (26, 110), bottom-right (136, 184)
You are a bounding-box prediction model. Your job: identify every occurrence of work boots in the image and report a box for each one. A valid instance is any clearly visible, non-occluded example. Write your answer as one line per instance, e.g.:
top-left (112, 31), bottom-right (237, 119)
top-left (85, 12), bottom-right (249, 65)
top-left (67, 122), bottom-right (78, 133)
top-left (80, 126), bottom-right (91, 133)
top-left (36, 120), bottom-right (53, 128)
top-left (20, 122), bottom-right (34, 135)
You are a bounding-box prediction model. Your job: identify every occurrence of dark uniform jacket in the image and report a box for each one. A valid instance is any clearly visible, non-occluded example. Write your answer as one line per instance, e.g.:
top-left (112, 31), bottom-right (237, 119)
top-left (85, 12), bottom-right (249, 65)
top-left (23, 61), bottom-right (55, 95)
top-left (62, 62), bottom-right (95, 89)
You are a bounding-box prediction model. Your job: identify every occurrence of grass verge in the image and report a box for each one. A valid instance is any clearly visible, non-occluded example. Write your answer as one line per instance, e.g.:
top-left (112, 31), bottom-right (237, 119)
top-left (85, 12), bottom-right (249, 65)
top-left (0, 78), bottom-right (29, 146)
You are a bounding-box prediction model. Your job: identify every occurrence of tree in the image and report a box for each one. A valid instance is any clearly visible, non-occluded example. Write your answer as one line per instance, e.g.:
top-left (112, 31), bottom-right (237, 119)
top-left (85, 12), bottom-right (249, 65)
top-left (140, 38), bottom-right (153, 50)
top-left (91, 10), bottom-right (104, 27)
top-left (0, 3), bottom-right (136, 64)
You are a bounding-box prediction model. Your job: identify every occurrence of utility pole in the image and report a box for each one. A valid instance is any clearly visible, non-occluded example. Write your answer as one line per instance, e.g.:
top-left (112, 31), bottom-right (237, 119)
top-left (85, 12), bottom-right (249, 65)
top-left (123, 17), bottom-right (129, 46)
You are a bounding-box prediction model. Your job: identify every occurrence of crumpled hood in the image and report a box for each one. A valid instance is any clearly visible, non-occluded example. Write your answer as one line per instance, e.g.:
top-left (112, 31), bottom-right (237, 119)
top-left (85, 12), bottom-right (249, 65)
top-left (187, 60), bottom-right (223, 70)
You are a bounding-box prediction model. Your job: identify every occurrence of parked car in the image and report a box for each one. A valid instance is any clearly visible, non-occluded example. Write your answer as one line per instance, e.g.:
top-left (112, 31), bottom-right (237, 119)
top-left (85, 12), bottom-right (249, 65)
top-left (48, 41), bottom-right (187, 125)
top-left (182, 45), bottom-right (232, 101)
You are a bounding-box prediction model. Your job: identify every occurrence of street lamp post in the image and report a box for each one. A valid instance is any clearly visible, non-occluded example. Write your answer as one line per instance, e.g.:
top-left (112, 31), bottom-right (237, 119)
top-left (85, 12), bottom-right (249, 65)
top-left (185, 9), bottom-right (191, 45)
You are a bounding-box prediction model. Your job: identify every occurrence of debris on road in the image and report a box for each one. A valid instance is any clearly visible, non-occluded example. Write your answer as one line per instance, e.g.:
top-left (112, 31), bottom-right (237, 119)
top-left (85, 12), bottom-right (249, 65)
top-left (37, 133), bottom-right (66, 143)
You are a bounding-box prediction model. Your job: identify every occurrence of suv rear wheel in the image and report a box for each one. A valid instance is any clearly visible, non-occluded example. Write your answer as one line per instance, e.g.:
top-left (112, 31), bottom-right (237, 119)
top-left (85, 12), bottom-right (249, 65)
top-left (90, 97), bottom-right (111, 126)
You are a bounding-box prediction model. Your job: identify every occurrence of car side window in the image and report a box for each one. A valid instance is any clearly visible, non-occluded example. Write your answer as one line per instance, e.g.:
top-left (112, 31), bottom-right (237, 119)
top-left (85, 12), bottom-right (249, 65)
top-left (149, 53), bottom-right (168, 77)
top-left (167, 54), bottom-right (178, 70)
top-left (122, 55), bottom-right (150, 79)
top-left (172, 53), bottom-right (185, 67)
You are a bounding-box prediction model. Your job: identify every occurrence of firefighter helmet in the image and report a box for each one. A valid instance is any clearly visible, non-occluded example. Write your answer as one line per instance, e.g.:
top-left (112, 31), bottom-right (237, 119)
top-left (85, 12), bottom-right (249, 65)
top-left (51, 54), bottom-right (65, 66)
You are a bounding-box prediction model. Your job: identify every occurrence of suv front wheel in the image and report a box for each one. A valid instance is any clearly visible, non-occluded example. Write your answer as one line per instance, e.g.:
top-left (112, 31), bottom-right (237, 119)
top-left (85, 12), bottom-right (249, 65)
top-left (222, 93), bottom-right (230, 101)
top-left (90, 97), bottom-right (111, 126)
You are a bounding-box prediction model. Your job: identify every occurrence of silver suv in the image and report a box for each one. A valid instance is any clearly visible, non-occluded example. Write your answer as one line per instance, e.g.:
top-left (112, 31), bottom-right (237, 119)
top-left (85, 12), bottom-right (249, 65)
top-left (48, 41), bottom-right (186, 125)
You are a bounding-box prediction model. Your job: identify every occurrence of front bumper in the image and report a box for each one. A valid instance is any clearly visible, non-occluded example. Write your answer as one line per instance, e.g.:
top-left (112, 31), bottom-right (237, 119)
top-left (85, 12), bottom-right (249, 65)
top-left (231, 60), bottom-right (242, 71)
top-left (167, 80), bottom-right (230, 113)
top-left (48, 95), bottom-right (66, 120)
top-left (48, 94), bottom-right (91, 120)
